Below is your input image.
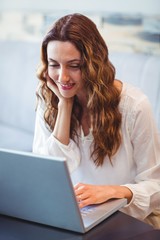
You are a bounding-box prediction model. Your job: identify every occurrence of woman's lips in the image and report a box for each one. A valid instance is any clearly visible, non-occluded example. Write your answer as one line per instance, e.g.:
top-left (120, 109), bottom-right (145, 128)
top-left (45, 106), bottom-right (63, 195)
top-left (59, 83), bottom-right (75, 90)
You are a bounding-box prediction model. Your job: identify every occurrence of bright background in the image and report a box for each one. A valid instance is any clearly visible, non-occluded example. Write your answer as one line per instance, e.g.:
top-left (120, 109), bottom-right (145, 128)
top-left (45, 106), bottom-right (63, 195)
top-left (0, 0), bottom-right (160, 55)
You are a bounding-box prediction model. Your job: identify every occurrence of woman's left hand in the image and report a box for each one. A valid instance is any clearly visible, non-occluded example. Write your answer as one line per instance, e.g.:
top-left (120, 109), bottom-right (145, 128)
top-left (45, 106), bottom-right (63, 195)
top-left (74, 182), bottom-right (132, 208)
top-left (74, 183), bottom-right (116, 208)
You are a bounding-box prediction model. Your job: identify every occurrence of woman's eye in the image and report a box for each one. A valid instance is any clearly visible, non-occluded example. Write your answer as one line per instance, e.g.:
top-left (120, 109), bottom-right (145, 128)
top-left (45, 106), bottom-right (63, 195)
top-left (49, 64), bottom-right (59, 68)
top-left (70, 65), bottom-right (80, 69)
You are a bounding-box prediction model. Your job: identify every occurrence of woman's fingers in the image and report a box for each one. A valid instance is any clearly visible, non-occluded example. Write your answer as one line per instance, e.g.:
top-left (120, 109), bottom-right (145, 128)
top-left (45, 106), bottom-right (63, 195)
top-left (74, 183), bottom-right (109, 208)
top-left (46, 75), bottom-right (63, 99)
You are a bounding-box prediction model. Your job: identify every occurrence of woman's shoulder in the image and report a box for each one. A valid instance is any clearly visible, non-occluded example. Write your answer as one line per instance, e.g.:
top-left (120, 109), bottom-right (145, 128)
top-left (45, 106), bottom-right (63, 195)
top-left (120, 82), bottom-right (149, 112)
top-left (119, 82), bottom-right (153, 132)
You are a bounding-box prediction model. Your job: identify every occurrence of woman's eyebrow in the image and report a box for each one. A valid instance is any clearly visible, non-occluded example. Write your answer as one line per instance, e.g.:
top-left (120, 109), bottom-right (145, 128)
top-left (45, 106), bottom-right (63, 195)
top-left (48, 58), bottom-right (57, 62)
top-left (67, 59), bottom-right (81, 63)
top-left (48, 58), bottom-right (81, 63)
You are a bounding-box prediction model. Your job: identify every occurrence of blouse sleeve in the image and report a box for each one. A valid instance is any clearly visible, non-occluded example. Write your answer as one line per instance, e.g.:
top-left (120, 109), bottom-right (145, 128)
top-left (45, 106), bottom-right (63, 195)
top-left (32, 101), bottom-right (81, 173)
top-left (121, 96), bottom-right (160, 227)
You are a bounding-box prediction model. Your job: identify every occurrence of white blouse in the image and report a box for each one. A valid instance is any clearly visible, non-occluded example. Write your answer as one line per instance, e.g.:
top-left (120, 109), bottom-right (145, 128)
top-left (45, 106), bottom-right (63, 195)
top-left (32, 82), bottom-right (160, 229)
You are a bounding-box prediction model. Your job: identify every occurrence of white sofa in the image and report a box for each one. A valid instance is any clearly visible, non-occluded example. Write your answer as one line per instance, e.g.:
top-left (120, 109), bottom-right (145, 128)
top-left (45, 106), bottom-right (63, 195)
top-left (0, 41), bottom-right (38, 151)
top-left (0, 40), bottom-right (160, 151)
top-left (110, 51), bottom-right (160, 129)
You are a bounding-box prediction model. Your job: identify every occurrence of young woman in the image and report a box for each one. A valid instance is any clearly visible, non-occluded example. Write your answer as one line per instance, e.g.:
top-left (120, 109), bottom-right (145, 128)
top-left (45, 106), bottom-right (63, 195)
top-left (33, 13), bottom-right (160, 228)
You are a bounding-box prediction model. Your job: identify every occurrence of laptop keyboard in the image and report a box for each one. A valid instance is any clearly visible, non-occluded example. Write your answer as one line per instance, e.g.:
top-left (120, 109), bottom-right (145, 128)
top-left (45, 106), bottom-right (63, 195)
top-left (80, 205), bottom-right (96, 217)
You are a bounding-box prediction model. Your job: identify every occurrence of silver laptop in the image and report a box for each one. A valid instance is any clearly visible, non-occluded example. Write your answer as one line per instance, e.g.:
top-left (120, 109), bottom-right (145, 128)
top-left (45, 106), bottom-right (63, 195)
top-left (0, 148), bottom-right (127, 233)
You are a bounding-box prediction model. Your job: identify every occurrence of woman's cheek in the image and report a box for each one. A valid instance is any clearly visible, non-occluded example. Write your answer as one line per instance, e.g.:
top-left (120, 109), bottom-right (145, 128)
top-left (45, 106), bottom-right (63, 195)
top-left (48, 68), bottom-right (53, 78)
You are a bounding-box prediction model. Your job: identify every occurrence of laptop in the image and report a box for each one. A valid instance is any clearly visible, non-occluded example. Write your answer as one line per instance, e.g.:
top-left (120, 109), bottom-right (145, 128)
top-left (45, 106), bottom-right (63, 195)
top-left (0, 148), bottom-right (127, 233)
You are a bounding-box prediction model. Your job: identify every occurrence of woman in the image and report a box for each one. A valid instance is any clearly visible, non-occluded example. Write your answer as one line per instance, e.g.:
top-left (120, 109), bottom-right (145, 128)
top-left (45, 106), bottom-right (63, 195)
top-left (33, 13), bottom-right (160, 228)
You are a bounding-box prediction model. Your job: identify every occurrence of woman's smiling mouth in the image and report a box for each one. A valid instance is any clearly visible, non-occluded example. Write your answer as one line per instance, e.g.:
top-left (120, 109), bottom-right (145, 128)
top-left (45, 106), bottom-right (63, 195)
top-left (59, 83), bottom-right (75, 90)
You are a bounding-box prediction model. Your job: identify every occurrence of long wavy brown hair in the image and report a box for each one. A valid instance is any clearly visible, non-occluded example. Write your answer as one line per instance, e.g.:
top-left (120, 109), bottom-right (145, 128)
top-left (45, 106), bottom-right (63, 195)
top-left (36, 13), bottom-right (122, 166)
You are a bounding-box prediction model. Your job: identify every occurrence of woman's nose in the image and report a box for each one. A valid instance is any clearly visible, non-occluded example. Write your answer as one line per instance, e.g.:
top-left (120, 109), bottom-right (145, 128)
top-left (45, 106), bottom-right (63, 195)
top-left (58, 67), bottom-right (69, 83)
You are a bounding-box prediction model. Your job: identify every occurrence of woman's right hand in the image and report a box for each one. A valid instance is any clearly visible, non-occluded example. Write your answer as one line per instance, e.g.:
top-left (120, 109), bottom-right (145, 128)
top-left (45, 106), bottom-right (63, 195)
top-left (45, 72), bottom-right (63, 100)
top-left (45, 73), bottom-right (74, 145)
top-left (45, 72), bottom-right (74, 107)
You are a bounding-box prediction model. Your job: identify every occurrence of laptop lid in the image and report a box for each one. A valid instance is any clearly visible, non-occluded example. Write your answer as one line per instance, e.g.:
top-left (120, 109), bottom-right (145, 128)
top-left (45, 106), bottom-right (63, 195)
top-left (0, 148), bottom-right (85, 233)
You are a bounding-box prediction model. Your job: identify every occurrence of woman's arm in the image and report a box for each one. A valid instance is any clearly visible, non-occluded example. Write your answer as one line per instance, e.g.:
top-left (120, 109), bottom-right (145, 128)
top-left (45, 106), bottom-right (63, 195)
top-left (53, 99), bottom-right (73, 145)
top-left (74, 96), bottom-right (160, 228)
top-left (32, 81), bottom-right (80, 172)
top-left (47, 77), bottom-right (74, 145)
top-left (74, 183), bottom-right (133, 208)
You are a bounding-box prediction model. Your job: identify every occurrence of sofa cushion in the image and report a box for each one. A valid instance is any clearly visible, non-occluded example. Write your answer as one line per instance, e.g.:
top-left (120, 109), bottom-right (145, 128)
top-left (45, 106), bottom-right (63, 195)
top-left (0, 40), bottom-right (39, 133)
top-left (110, 52), bottom-right (160, 130)
top-left (0, 124), bottom-right (33, 151)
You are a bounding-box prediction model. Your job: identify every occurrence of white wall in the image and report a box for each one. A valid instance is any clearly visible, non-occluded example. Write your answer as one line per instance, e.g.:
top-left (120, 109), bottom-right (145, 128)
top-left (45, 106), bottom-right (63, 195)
top-left (0, 0), bottom-right (160, 15)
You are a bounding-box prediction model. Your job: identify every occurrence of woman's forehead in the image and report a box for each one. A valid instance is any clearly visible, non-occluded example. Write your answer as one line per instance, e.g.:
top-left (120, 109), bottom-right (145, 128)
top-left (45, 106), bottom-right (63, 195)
top-left (47, 40), bottom-right (81, 61)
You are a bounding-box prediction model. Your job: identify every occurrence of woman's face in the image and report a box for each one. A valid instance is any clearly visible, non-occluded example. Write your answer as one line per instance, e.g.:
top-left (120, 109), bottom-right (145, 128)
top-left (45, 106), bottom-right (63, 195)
top-left (47, 40), bottom-right (84, 99)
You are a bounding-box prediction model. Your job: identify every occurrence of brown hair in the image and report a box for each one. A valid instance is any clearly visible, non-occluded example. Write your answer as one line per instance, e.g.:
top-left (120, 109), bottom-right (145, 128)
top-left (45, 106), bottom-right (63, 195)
top-left (37, 13), bottom-right (122, 166)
